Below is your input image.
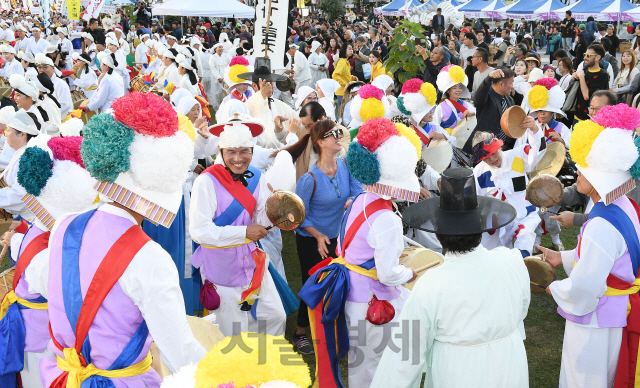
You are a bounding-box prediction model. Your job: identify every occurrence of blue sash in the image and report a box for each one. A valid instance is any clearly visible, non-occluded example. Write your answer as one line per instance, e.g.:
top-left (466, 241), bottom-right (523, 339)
top-left (61, 210), bottom-right (151, 388)
top-left (590, 200), bottom-right (640, 277)
top-left (213, 165), bottom-right (262, 227)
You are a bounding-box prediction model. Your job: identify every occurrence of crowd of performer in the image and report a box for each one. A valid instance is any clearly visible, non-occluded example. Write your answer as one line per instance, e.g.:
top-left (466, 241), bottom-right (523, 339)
top-left (0, 5), bottom-right (640, 388)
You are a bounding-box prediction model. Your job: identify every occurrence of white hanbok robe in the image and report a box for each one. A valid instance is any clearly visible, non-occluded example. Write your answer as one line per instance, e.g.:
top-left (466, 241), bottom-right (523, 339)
top-left (112, 49), bottom-right (129, 95)
top-left (14, 38), bottom-right (29, 53)
top-left (86, 72), bottom-right (124, 112)
top-left (51, 75), bottom-right (73, 118)
top-left (40, 95), bottom-right (61, 136)
top-left (0, 145), bottom-right (31, 216)
top-left (25, 37), bottom-right (48, 55)
top-left (26, 203), bottom-right (208, 374)
top-left (371, 246), bottom-right (530, 388)
top-left (134, 40), bottom-right (148, 66)
top-left (0, 58), bottom-right (23, 79)
top-left (178, 74), bottom-right (200, 97)
top-left (208, 52), bottom-right (230, 110)
top-left (246, 92), bottom-right (299, 149)
top-left (72, 69), bottom-right (98, 99)
top-left (308, 51), bottom-right (329, 87)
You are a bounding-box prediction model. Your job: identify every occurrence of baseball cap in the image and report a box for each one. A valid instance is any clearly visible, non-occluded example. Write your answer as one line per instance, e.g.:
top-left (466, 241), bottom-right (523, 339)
top-left (579, 24), bottom-right (586, 30)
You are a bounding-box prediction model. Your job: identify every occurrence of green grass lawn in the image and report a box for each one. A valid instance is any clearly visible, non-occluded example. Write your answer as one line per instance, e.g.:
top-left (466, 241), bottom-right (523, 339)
top-left (0, 224), bottom-right (578, 387)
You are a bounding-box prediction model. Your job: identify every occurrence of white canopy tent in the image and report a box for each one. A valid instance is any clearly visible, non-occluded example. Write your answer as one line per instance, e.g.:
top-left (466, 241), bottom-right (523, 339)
top-left (151, 0), bottom-right (255, 18)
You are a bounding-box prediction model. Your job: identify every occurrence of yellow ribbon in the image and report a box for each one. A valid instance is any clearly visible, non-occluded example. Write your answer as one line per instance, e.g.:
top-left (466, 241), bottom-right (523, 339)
top-left (330, 257), bottom-right (379, 281)
top-left (0, 290), bottom-right (47, 320)
top-left (84, 86), bottom-right (97, 91)
top-left (201, 238), bottom-right (252, 249)
top-left (57, 348), bottom-right (152, 388)
top-left (604, 278), bottom-right (640, 315)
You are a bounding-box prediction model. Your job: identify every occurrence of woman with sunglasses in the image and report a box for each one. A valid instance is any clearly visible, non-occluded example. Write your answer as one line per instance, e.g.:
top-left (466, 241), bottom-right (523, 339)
top-left (289, 119), bottom-right (361, 355)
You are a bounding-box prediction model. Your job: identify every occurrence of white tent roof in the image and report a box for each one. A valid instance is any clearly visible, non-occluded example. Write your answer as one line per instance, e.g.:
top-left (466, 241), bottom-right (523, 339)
top-left (152, 0), bottom-right (255, 17)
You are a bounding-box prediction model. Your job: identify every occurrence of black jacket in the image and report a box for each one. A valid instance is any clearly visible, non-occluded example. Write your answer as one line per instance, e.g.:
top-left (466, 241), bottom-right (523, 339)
top-left (432, 14), bottom-right (445, 30)
top-left (465, 76), bottom-right (515, 153)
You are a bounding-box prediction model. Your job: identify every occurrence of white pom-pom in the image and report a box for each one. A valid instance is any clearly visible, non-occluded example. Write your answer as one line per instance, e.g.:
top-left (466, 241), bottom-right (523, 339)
top-left (401, 93), bottom-right (426, 115)
top-left (9, 73), bottom-right (25, 89)
top-left (587, 128), bottom-right (639, 172)
top-left (436, 72), bottom-right (453, 94)
top-left (547, 85), bottom-right (565, 112)
top-left (264, 150), bottom-right (296, 193)
top-left (128, 131), bottom-right (193, 193)
top-left (349, 96), bottom-right (363, 122)
top-left (26, 134), bottom-right (52, 156)
top-left (160, 364), bottom-right (197, 388)
top-left (71, 52), bottom-right (80, 60)
top-left (60, 118), bottom-right (84, 137)
top-left (375, 136), bottom-right (418, 180)
top-left (25, 68), bottom-right (37, 82)
top-left (38, 161), bottom-right (97, 219)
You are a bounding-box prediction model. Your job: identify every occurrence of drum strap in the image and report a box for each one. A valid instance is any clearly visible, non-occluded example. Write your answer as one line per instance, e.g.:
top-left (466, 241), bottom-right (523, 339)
top-left (49, 209), bottom-right (152, 388)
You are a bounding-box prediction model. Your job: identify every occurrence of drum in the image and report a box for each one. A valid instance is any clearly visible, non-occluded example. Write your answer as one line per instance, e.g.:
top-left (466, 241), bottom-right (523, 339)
top-left (399, 246), bottom-right (444, 290)
top-left (422, 139), bottom-right (453, 174)
top-left (524, 256), bottom-right (556, 294)
top-left (130, 75), bottom-right (151, 93)
top-left (500, 106), bottom-right (527, 139)
top-left (150, 316), bottom-right (225, 378)
top-left (450, 116), bottom-right (477, 149)
top-left (526, 174), bottom-right (564, 214)
top-left (78, 100), bottom-right (97, 124)
top-left (71, 90), bottom-right (87, 109)
top-left (0, 267), bottom-right (14, 301)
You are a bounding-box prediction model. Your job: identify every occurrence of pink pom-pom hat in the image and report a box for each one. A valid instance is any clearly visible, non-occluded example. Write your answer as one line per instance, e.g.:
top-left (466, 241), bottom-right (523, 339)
top-left (47, 136), bottom-right (85, 168)
top-left (112, 92), bottom-right (179, 138)
top-left (358, 117), bottom-right (399, 152)
top-left (401, 78), bottom-right (423, 94)
top-left (592, 103), bottom-right (640, 132)
top-left (533, 77), bottom-right (558, 90)
top-left (229, 56), bottom-right (250, 67)
top-left (358, 84), bottom-right (384, 100)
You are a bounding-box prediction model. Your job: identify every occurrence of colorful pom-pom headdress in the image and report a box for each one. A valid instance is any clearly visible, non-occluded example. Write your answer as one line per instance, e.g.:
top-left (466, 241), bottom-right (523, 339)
top-left (224, 56), bottom-right (254, 91)
top-left (436, 65), bottom-right (470, 99)
top-left (526, 78), bottom-right (566, 118)
top-left (348, 83), bottom-right (390, 129)
top-left (17, 135), bottom-right (97, 230)
top-left (160, 333), bottom-right (312, 388)
top-left (346, 117), bottom-right (420, 201)
top-left (396, 78), bottom-right (438, 125)
top-left (80, 92), bottom-right (194, 228)
top-left (569, 104), bottom-right (640, 205)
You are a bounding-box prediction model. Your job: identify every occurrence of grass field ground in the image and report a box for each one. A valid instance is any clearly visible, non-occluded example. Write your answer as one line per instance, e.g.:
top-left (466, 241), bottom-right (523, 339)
top-left (0, 223), bottom-right (579, 387)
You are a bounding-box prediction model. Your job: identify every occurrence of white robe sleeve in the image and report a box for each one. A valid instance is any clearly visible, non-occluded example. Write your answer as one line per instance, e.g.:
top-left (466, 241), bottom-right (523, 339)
top-left (367, 211), bottom-right (414, 286)
top-left (549, 217), bottom-right (627, 316)
top-left (189, 172), bottom-right (249, 247)
top-left (419, 165), bottom-right (440, 190)
top-left (87, 76), bottom-right (111, 111)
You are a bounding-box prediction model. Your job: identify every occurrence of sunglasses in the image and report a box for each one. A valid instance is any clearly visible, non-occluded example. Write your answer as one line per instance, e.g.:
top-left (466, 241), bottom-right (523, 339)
top-left (583, 53), bottom-right (598, 58)
top-left (322, 128), bottom-right (343, 139)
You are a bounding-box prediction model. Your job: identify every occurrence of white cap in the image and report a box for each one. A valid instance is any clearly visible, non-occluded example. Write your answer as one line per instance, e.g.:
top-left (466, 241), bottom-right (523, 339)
top-left (34, 53), bottom-right (54, 66)
top-left (97, 51), bottom-right (116, 69)
top-left (7, 109), bottom-right (39, 135)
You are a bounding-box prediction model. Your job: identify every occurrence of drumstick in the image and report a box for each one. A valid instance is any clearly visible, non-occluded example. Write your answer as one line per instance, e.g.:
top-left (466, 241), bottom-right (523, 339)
top-left (414, 260), bottom-right (442, 274)
top-left (265, 213), bottom-right (295, 231)
top-left (403, 235), bottom-right (426, 249)
top-left (530, 280), bottom-right (548, 289)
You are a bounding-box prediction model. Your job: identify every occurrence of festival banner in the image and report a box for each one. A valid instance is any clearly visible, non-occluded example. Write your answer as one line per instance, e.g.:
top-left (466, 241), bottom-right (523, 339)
top-left (252, 0), bottom-right (288, 70)
top-left (81, 0), bottom-right (105, 21)
top-left (66, 0), bottom-right (80, 19)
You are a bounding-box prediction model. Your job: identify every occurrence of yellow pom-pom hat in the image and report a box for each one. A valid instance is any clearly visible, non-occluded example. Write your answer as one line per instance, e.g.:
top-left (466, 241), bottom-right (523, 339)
top-left (349, 83), bottom-right (390, 129)
top-left (224, 56), bottom-right (253, 90)
top-left (398, 78), bottom-right (438, 125)
top-left (568, 104), bottom-right (640, 205)
top-left (436, 65), bottom-right (470, 98)
top-left (526, 78), bottom-right (566, 118)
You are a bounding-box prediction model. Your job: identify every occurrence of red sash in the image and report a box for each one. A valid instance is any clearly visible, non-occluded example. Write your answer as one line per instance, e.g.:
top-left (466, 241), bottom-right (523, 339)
top-left (613, 198), bottom-right (640, 388)
top-left (446, 98), bottom-right (468, 114)
top-left (231, 89), bottom-right (248, 102)
top-left (12, 231), bottom-right (50, 290)
top-left (412, 125), bottom-right (430, 148)
top-left (205, 164), bottom-right (258, 217)
top-left (49, 226), bottom-right (150, 385)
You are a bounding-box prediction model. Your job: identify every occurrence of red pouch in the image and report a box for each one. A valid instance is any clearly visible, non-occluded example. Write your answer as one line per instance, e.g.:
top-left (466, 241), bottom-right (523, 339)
top-left (199, 280), bottom-right (220, 311)
top-left (365, 295), bottom-right (395, 325)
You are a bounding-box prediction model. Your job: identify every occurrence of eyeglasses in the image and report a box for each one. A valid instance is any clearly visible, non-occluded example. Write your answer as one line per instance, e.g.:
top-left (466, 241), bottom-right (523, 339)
top-left (322, 128), bottom-right (343, 139)
top-left (583, 53), bottom-right (598, 58)
top-left (330, 177), bottom-right (341, 198)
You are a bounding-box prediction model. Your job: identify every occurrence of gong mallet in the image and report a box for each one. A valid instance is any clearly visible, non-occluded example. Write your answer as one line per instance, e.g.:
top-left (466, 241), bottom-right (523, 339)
top-left (265, 213), bottom-right (295, 231)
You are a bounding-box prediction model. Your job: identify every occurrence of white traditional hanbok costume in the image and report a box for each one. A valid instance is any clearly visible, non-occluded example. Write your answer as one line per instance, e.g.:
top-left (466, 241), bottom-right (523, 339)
top-left (208, 45), bottom-right (231, 110)
top-left (308, 41), bottom-right (328, 87)
top-left (86, 52), bottom-right (125, 112)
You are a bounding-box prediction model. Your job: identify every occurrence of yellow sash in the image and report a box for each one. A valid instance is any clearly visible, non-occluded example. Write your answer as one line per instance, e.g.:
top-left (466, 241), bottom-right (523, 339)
top-left (57, 348), bottom-right (152, 388)
top-left (84, 86), bottom-right (97, 91)
top-left (329, 256), bottom-right (379, 281)
top-left (201, 238), bottom-right (252, 249)
top-left (0, 290), bottom-right (48, 320)
top-left (604, 278), bottom-right (640, 315)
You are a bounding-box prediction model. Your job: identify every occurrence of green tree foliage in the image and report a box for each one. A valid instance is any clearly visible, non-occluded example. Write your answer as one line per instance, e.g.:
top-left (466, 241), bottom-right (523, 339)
top-left (384, 20), bottom-right (427, 83)
top-left (318, 0), bottom-right (345, 22)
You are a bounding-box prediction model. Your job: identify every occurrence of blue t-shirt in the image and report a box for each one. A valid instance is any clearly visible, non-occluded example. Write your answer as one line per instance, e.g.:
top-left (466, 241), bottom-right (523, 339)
top-left (295, 160), bottom-right (363, 239)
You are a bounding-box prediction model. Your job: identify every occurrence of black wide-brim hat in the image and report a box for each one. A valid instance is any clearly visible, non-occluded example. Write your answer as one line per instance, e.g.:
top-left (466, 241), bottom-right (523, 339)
top-left (237, 57), bottom-right (288, 83)
top-left (403, 167), bottom-right (517, 235)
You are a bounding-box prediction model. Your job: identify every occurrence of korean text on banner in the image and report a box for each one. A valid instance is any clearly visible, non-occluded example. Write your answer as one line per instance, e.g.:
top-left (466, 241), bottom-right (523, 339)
top-left (252, 0), bottom-right (288, 70)
top-left (67, 0), bottom-right (81, 19)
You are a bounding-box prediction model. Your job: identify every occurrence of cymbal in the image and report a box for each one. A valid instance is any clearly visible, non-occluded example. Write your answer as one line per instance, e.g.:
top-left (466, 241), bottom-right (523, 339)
top-left (265, 191), bottom-right (306, 231)
top-left (530, 142), bottom-right (565, 179)
top-left (526, 174), bottom-right (563, 214)
top-left (524, 256), bottom-right (556, 294)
